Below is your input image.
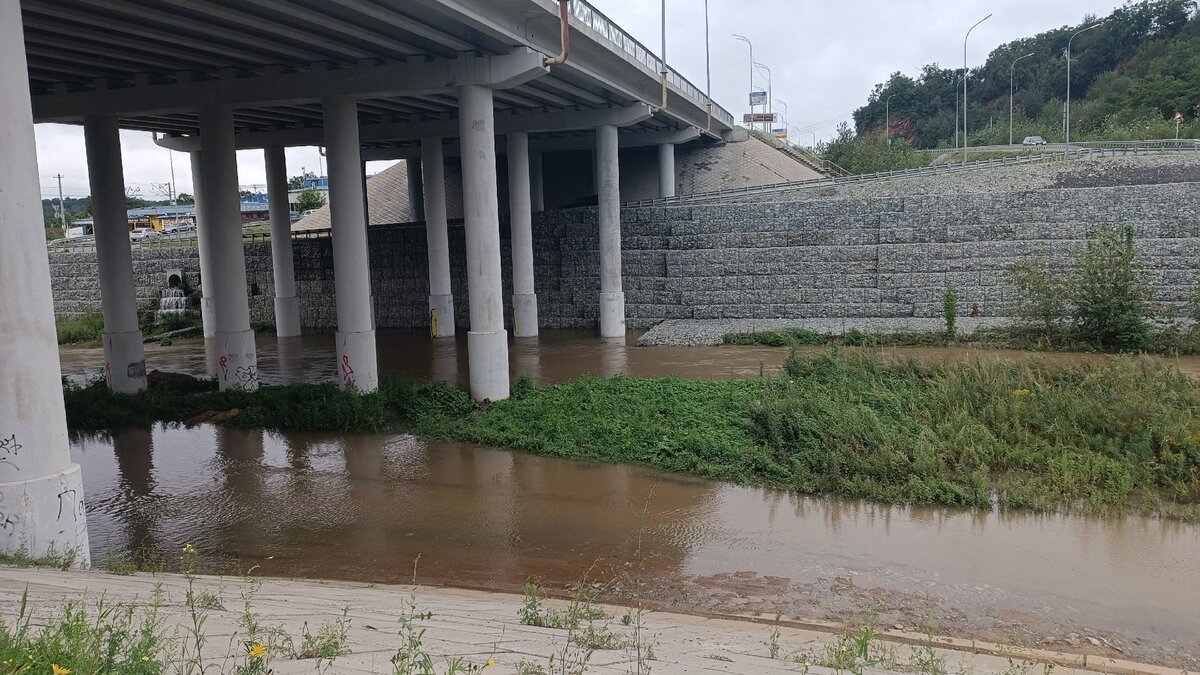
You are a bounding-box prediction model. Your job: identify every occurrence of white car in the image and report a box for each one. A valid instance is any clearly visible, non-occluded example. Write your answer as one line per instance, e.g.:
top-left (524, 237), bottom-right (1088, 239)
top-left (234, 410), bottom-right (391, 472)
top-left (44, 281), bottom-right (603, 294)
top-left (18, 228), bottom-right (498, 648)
top-left (129, 227), bottom-right (159, 242)
top-left (1021, 136), bottom-right (1048, 146)
top-left (162, 223), bottom-right (196, 235)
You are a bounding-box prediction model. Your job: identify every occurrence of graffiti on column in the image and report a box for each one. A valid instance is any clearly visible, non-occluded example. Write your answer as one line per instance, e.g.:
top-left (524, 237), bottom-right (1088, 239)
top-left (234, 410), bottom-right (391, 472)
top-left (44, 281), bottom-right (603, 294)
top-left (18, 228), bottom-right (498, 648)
top-left (218, 356), bottom-right (229, 382)
top-left (0, 435), bottom-right (21, 472)
top-left (341, 354), bottom-right (356, 390)
top-left (57, 476), bottom-right (88, 550)
top-left (0, 493), bottom-right (17, 535)
top-left (126, 360), bottom-right (147, 379)
top-left (235, 365), bottom-right (258, 389)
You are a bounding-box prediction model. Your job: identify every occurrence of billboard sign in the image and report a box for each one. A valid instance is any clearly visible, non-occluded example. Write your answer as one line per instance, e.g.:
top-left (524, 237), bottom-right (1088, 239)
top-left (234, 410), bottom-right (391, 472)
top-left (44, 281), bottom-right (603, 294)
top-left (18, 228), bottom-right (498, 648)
top-left (773, 128), bottom-right (788, 139)
top-left (749, 90), bottom-right (768, 106)
top-left (743, 113), bottom-right (778, 123)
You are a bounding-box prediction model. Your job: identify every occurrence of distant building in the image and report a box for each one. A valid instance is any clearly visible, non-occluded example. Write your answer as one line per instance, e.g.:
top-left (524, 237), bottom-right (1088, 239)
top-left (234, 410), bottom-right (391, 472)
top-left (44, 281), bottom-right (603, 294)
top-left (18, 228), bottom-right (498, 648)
top-left (287, 175), bottom-right (330, 212)
top-left (69, 201), bottom-right (271, 234)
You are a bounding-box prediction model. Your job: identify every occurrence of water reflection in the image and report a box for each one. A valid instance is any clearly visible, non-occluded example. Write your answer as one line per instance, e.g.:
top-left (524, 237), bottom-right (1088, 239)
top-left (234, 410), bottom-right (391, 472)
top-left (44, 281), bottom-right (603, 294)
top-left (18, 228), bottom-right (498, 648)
top-left (73, 424), bottom-right (1200, 649)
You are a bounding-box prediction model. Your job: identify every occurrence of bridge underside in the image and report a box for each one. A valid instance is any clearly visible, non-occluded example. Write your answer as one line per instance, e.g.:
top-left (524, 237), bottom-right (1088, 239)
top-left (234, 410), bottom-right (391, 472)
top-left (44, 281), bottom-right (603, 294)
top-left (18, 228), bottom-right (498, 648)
top-left (1, 0), bottom-right (737, 562)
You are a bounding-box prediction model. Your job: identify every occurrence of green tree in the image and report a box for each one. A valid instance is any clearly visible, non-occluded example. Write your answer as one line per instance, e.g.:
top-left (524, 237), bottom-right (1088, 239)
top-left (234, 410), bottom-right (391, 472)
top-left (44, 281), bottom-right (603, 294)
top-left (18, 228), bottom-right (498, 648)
top-left (1073, 224), bottom-right (1151, 351)
top-left (295, 188), bottom-right (326, 212)
top-left (288, 175), bottom-right (306, 190)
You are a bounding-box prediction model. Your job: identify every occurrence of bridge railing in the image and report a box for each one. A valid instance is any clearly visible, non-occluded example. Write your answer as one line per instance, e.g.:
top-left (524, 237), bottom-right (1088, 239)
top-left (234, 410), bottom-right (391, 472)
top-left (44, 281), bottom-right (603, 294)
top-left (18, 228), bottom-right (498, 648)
top-left (568, 0), bottom-right (734, 128)
top-left (624, 139), bottom-right (1200, 207)
top-left (920, 139), bottom-right (1200, 154)
top-left (622, 149), bottom-right (1098, 207)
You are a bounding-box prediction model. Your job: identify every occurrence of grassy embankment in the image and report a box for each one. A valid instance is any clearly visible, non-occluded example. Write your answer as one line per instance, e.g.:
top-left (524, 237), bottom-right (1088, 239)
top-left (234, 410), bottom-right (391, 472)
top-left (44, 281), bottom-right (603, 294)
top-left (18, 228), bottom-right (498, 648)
top-left (65, 350), bottom-right (1200, 519)
top-left (723, 324), bottom-right (1200, 355)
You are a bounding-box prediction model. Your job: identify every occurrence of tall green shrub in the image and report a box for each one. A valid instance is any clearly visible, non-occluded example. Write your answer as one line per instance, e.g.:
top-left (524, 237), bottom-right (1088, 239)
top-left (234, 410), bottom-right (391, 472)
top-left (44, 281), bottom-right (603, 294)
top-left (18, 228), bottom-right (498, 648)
top-left (942, 288), bottom-right (958, 342)
top-left (1004, 256), bottom-right (1070, 338)
top-left (1073, 223), bottom-right (1150, 351)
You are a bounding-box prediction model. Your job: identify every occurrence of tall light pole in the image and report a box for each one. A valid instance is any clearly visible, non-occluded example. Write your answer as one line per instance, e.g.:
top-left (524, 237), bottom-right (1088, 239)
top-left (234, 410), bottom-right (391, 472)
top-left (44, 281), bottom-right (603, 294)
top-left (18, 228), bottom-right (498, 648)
top-left (1066, 21), bottom-right (1102, 146)
top-left (810, 130), bottom-right (817, 149)
top-left (755, 62), bottom-right (772, 134)
top-left (732, 34), bottom-right (753, 129)
top-left (1009, 52), bottom-right (1035, 146)
top-left (954, 71), bottom-right (963, 150)
top-left (963, 13), bottom-right (992, 165)
top-left (885, 94), bottom-right (896, 145)
top-left (775, 98), bottom-right (788, 140)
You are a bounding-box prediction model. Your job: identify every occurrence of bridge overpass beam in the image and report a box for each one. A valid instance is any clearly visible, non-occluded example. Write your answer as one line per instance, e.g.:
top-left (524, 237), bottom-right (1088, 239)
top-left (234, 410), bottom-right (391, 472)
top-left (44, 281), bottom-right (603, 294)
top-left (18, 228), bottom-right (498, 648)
top-left (0, 0), bottom-right (90, 564)
top-left (324, 96), bottom-right (378, 393)
top-left (421, 137), bottom-right (455, 338)
top-left (507, 131), bottom-right (538, 337)
top-left (658, 142), bottom-right (676, 199)
top-left (84, 114), bottom-right (147, 394)
top-left (459, 84), bottom-right (510, 401)
top-left (596, 124), bottom-right (625, 338)
top-left (199, 105), bottom-right (258, 391)
top-left (264, 146), bottom-right (301, 337)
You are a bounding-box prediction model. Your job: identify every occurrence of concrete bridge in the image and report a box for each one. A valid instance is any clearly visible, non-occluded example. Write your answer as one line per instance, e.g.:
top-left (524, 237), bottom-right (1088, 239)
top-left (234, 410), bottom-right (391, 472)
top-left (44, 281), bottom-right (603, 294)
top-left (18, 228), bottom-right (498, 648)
top-left (1, 0), bottom-right (736, 561)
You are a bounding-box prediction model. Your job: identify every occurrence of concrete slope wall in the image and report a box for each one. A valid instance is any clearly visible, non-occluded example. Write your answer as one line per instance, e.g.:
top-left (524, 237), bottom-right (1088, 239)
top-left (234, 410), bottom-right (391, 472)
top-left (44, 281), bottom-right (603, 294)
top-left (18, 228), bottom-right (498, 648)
top-left (48, 182), bottom-right (1199, 331)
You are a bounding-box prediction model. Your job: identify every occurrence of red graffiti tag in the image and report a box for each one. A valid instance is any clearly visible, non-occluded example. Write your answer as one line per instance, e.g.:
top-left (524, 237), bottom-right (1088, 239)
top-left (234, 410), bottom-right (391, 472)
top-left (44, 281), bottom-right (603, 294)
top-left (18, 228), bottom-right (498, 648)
top-left (341, 355), bottom-right (355, 382)
top-left (218, 356), bottom-right (229, 381)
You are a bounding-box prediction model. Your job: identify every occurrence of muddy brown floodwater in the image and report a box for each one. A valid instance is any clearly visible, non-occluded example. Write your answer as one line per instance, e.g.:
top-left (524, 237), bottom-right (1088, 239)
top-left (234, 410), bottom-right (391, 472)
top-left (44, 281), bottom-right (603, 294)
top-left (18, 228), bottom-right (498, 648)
top-left (61, 330), bottom-right (1200, 667)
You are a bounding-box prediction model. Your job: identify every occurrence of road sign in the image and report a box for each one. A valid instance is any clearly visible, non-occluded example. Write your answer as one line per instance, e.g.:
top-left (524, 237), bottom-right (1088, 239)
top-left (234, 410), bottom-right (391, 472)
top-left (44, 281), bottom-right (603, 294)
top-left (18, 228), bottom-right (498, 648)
top-left (743, 113), bottom-right (777, 124)
top-left (772, 128), bottom-right (788, 140)
top-left (1175, 112), bottom-right (1185, 122)
top-left (749, 91), bottom-right (768, 106)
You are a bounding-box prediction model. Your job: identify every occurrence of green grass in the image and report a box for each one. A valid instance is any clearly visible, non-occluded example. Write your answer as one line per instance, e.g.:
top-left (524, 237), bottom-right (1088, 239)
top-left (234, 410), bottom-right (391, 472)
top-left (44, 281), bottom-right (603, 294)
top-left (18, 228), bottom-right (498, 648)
top-left (725, 324), bottom-right (1200, 356)
top-left (63, 351), bottom-right (1200, 518)
top-left (56, 311), bottom-right (107, 346)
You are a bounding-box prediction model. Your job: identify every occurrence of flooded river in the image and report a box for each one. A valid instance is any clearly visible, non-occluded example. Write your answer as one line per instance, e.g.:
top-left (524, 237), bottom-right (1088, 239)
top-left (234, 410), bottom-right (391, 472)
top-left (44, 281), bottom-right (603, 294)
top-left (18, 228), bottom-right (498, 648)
top-left (61, 331), bottom-right (1200, 665)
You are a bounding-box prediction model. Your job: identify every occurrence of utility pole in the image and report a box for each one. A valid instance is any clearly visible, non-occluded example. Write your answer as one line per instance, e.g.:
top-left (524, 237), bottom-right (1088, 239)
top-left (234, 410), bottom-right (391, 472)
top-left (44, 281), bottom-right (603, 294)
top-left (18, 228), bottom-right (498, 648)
top-left (53, 173), bottom-right (66, 229)
top-left (167, 149), bottom-right (177, 205)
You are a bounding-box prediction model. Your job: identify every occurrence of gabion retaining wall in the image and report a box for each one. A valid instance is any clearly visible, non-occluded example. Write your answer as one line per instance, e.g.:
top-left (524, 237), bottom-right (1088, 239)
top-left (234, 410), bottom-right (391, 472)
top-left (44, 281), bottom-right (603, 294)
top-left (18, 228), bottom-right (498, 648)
top-left (48, 182), bottom-right (1200, 330)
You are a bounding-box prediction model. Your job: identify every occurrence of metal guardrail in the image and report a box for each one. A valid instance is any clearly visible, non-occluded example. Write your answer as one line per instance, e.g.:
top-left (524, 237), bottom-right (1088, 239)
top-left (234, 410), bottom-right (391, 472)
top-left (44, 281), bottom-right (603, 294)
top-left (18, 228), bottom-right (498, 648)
top-left (568, 0), bottom-right (734, 128)
top-left (623, 149), bottom-right (1097, 207)
top-left (624, 139), bottom-right (1200, 207)
top-left (920, 139), bottom-right (1200, 154)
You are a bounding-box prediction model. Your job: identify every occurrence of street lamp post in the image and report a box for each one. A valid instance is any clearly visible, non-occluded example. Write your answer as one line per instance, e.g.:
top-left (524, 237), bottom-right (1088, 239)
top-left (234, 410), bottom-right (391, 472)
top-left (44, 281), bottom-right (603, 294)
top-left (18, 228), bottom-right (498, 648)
top-left (810, 130), bottom-right (817, 149)
top-left (1066, 21), bottom-right (1102, 146)
top-left (954, 71), bottom-right (963, 150)
top-left (732, 34), bottom-right (753, 129)
top-left (756, 62), bottom-right (772, 134)
top-left (1009, 52), bottom-right (1035, 146)
top-left (963, 13), bottom-right (993, 165)
top-left (885, 94), bottom-right (896, 145)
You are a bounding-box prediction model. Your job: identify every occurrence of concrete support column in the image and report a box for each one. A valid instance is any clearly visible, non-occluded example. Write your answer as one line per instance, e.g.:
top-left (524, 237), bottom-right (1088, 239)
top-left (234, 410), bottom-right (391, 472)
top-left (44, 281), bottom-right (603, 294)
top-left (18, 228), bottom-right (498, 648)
top-left (421, 137), bottom-right (455, 338)
top-left (458, 85), bottom-right (510, 401)
top-left (189, 151), bottom-right (215, 339)
top-left (407, 157), bottom-right (425, 222)
top-left (507, 132), bottom-right (538, 337)
top-left (0, 1), bottom-right (90, 564)
top-left (658, 142), bottom-right (676, 199)
top-left (323, 96), bottom-right (378, 393)
top-left (530, 150), bottom-right (545, 212)
top-left (264, 147), bottom-right (301, 337)
top-left (84, 114), bottom-right (147, 393)
top-left (596, 124), bottom-right (625, 338)
top-left (198, 105), bottom-right (258, 391)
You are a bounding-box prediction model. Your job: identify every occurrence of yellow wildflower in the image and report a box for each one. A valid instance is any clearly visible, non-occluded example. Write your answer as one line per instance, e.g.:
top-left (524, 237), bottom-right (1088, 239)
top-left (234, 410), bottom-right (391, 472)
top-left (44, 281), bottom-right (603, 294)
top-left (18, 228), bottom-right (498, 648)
top-left (182, 543), bottom-right (197, 555)
top-left (1011, 388), bottom-right (1032, 398)
top-left (486, 658), bottom-right (495, 667)
top-left (52, 665), bottom-right (71, 675)
top-left (248, 643), bottom-right (266, 659)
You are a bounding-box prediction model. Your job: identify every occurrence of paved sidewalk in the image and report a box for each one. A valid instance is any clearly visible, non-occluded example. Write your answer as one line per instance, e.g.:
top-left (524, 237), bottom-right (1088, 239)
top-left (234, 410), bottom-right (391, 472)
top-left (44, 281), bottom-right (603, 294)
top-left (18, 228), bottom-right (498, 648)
top-left (0, 568), bottom-right (1178, 675)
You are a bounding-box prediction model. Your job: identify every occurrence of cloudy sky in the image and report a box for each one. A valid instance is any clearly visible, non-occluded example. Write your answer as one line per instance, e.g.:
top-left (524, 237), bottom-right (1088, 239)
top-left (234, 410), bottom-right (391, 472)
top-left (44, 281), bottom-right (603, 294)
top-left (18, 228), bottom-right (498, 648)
top-left (33, 0), bottom-right (1123, 202)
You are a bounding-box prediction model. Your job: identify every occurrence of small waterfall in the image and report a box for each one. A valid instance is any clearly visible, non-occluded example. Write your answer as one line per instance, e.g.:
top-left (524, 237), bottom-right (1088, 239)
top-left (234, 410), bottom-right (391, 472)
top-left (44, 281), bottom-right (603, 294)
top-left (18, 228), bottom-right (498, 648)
top-left (156, 287), bottom-right (188, 323)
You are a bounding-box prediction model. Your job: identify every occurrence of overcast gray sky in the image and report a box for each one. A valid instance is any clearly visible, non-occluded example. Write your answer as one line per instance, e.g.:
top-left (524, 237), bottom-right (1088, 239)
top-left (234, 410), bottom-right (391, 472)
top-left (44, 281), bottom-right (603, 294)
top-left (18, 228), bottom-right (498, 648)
top-left (33, 0), bottom-right (1123, 202)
